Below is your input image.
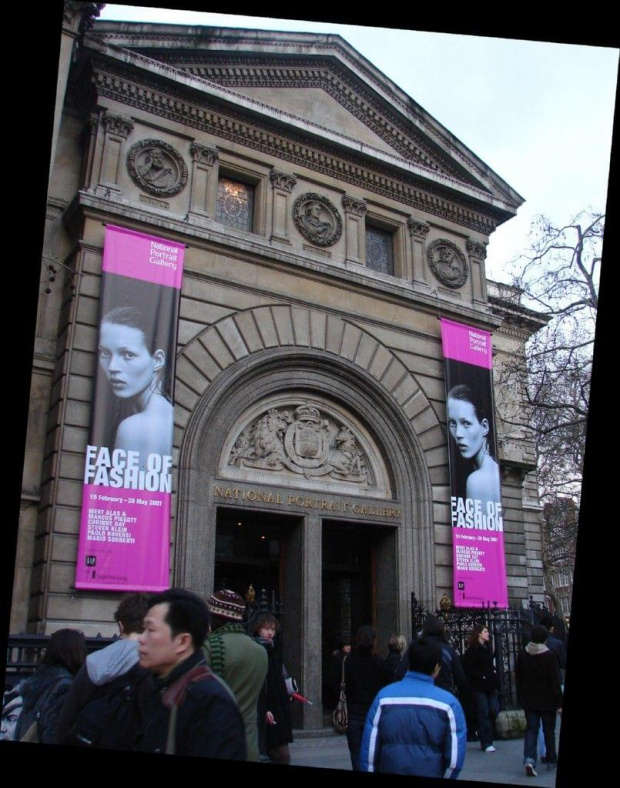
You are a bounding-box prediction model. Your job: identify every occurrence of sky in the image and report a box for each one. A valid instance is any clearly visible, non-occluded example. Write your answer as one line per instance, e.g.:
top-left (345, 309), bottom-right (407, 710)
top-left (98, 5), bottom-right (619, 282)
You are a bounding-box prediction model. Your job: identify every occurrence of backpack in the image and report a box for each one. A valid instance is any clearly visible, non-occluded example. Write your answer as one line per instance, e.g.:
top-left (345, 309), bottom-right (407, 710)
top-left (65, 665), bottom-right (150, 750)
top-left (436, 644), bottom-right (458, 696)
top-left (1, 686), bottom-right (23, 741)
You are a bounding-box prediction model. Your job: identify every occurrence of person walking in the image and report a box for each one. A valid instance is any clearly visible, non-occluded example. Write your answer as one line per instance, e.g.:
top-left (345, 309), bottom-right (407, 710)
top-left (462, 624), bottom-right (500, 753)
top-left (516, 624), bottom-right (563, 777)
top-left (343, 625), bottom-right (391, 770)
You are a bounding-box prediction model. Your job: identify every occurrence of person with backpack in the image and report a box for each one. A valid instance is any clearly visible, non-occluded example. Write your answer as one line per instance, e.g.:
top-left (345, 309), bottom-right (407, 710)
top-left (420, 616), bottom-right (469, 697)
top-left (16, 629), bottom-right (87, 744)
top-left (55, 592), bottom-right (153, 748)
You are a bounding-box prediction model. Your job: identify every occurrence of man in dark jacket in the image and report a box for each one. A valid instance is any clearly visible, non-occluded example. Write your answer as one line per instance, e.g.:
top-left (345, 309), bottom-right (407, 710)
top-left (360, 637), bottom-right (466, 779)
top-left (516, 625), bottom-right (563, 777)
top-left (56, 592), bottom-right (152, 747)
top-left (138, 588), bottom-right (247, 759)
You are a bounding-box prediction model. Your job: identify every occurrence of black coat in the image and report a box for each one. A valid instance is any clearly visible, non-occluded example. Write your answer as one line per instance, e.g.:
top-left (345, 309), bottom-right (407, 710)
top-left (139, 651), bottom-right (247, 759)
top-left (254, 636), bottom-right (293, 752)
top-left (462, 643), bottom-right (499, 694)
top-left (344, 649), bottom-right (391, 717)
top-left (15, 665), bottom-right (74, 744)
top-left (516, 646), bottom-right (563, 711)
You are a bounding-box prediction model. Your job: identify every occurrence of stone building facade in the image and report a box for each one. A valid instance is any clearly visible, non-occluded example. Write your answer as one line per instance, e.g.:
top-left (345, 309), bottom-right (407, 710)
top-left (12, 5), bottom-right (547, 727)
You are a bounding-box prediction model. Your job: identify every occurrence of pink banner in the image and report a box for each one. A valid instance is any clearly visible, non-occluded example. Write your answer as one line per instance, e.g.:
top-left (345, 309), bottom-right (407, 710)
top-left (441, 319), bottom-right (508, 608)
top-left (75, 226), bottom-right (184, 591)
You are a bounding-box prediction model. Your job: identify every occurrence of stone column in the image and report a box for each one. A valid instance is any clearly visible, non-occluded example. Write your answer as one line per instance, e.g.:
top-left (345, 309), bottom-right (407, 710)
top-left (94, 112), bottom-right (134, 197)
top-left (467, 239), bottom-right (489, 306)
top-left (407, 218), bottom-right (431, 290)
top-left (300, 510), bottom-right (323, 728)
top-left (342, 195), bottom-right (367, 265)
top-left (187, 144), bottom-right (219, 226)
top-left (269, 170), bottom-right (297, 243)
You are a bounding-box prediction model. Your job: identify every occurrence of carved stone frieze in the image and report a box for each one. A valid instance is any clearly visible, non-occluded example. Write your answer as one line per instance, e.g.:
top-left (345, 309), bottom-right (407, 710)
top-left (427, 239), bottom-right (468, 289)
top-left (90, 67), bottom-right (501, 235)
top-left (293, 193), bottom-right (343, 247)
top-left (127, 139), bottom-right (188, 197)
top-left (466, 239), bottom-right (488, 260)
top-left (270, 170), bottom-right (297, 192)
top-left (408, 218), bottom-right (430, 239)
top-left (190, 143), bottom-right (218, 166)
top-left (102, 113), bottom-right (134, 138)
top-left (342, 195), bottom-right (367, 216)
top-left (229, 404), bottom-right (371, 485)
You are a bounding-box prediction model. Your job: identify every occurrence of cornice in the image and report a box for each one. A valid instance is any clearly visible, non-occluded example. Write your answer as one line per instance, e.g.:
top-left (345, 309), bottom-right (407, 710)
top-left (89, 27), bottom-right (522, 210)
top-left (88, 63), bottom-right (504, 235)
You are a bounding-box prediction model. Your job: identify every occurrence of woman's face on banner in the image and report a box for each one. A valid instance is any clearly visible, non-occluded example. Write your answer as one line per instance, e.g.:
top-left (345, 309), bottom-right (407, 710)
top-left (447, 397), bottom-right (489, 460)
top-left (98, 321), bottom-right (160, 401)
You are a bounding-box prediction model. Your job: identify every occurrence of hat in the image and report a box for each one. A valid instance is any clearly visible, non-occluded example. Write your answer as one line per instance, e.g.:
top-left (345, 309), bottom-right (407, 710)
top-left (208, 589), bottom-right (245, 621)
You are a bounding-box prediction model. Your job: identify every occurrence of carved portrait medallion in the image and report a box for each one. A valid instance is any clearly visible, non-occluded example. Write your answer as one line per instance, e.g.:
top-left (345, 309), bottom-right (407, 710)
top-left (427, 239), bottom-right (469, 289)
top-left (293, 192), bottom-right (343, 247)
top-left (127, 139), bottom-right (188, 197)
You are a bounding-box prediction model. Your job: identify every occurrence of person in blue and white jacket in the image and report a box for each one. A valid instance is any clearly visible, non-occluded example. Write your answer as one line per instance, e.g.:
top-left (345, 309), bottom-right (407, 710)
top-left (360, 636), bottom-right (467, 778)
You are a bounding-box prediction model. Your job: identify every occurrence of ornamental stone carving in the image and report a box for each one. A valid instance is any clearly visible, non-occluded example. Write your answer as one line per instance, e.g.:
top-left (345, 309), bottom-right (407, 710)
top-left (293, 192), bottom-right (343, 247)
top-left (270, 170), bottom-right (297, 192)
top-left (408, 218), bottom-right (430, 239)
top-left (342, 195), bottom-right (367, 217)
top-left (127, 139), bottom-right (188, 197)
top-left (102, 113), bottom-right (134, 138)
top-left (466, 239), bottom-right (488, 260)
top-left (190, 143), bottom-right (218, 166)
top-left (229, 404), bottom-right (370, 484)
top-left (427, 238), bottom-right (469, 289)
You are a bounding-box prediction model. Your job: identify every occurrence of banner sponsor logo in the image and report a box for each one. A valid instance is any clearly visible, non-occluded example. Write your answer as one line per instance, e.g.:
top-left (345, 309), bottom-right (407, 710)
top-left (441, 319), bottom-right (508, 608)
top-left (75, 226), bottom-right (184, 591)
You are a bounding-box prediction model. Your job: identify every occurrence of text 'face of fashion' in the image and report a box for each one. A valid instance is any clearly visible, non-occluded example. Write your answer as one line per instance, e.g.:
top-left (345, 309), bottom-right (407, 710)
top-left (447, 398), bottom-right (489, 462)
top-left (99, 322), bottom-right (158, 401)
top-left (139, 603), bottom-right (182, 677)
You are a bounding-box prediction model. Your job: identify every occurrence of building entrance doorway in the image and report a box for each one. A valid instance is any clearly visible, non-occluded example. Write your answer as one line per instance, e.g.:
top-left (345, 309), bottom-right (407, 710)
top-left (214, 507), bottom-right (302, 605)
top-left (321, 519), bottom-right (394, 710)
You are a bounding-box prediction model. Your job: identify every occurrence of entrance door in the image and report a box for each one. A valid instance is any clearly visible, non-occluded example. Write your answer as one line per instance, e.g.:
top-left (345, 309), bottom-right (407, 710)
top-left (321, 519), bottom-right (376, 709)
top-left (214, 507), bottom-right (300, 605)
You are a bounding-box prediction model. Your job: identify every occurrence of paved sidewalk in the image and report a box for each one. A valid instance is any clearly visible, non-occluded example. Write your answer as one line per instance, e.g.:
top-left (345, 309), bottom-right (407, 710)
top-left (289, 729), bottom-right (560, 785)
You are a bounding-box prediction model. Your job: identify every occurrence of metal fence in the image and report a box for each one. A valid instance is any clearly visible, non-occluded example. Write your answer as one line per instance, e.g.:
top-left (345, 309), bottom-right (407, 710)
top-left (410, 594), bottom-right (567, 710)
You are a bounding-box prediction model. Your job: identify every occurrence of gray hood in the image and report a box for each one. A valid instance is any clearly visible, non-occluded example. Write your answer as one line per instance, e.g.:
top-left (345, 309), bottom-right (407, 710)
top-left (86, 638), bottom-right (140, 686)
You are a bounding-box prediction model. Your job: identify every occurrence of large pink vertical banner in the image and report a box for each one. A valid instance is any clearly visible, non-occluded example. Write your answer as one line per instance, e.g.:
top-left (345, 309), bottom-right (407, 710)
top-left (75, 226), bottom-right (185, 591)
top-left (441, 319), bottom-right (508, 608)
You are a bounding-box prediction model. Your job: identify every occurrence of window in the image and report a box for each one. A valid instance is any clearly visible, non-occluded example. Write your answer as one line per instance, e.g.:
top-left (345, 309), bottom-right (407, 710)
top-left (216, 176), bottom-right (254, 232)
top-left (365, 224), bottom-right (394, 275)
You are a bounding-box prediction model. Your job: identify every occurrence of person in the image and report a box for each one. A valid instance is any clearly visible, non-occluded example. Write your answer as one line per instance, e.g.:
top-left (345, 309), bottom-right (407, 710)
top-left (360, 636), bottom-right (466, 778)
top-left (516, 625), bottom-right (563, 777)
top-left (421, 616), bottom-right (468, 697)
top-left (55, 592), bottom-right (152, 748)
top-left (537, 615), bottom-right (567, 762)
top-left (447, 384), bottom-right (501, 509)
top-left (384, 633), bottom-right (407, 680)
top-left (461, 624), bottom-right (500, 752)
top-left (252, 612), bottom-right (294, 764)
top-left (203, 589), bottom-right (268, 762)
top-left (15, 628), bottom-right (87, 744)
top-left (97, 305), bottom-right (173, 464)
top-left (137, 587), bottom-right (247, 759)
top-left (343, 625), bottom-right (391, 771)
top-left (300, 200), bottom-right (332, 238)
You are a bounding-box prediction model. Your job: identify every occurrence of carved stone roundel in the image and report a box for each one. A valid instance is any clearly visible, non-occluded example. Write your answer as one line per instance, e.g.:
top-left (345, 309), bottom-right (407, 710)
top-left (427, 239), bottom-right (469, 289)
top-left (293, 192), bottom-right (343, 247)
top-left (127, 139), bottom-right (188, 197)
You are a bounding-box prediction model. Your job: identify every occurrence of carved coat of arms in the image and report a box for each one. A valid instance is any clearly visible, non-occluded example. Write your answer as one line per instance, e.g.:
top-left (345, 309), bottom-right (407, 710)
top-left (229, 404), bottom-right (370, 484)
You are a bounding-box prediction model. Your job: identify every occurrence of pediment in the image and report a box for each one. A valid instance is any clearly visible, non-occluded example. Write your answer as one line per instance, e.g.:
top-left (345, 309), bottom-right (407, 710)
top-left (89, 24), bottom-right (523, 212)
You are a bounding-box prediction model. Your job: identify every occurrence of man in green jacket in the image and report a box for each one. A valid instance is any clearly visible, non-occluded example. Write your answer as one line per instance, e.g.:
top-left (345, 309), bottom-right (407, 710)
top-left (203, 589), bottom-right (268, 762)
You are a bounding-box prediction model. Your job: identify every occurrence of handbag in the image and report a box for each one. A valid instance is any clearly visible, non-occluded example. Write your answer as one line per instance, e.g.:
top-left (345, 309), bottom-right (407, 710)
top-left (331, 655), bottom-right (348, 734)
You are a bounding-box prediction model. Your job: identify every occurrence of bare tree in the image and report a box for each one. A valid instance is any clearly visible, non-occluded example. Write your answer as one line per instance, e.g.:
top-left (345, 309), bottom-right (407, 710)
top-left (495, 211), bottom-right (603, 609)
